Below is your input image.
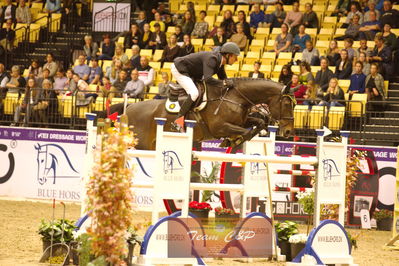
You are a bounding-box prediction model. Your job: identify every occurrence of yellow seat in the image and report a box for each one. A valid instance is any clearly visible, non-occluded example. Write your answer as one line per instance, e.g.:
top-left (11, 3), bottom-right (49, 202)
top-left (323, 16), bottom-right (338, 28)
top-left (254, 27), bottom-right (269, 40)
top-left (349, 93), bottom-right (367, 117)
top-left (261, 51), bottom-right (276, 66)
top-left (243, 51), bottom-right (260, 64)
top-left (270, 28), bottom-right (282, 40)
top-left (240, 64), bottom-right (254, 77)
top-left (384, 80), bottom-right (389, 97)
top-left (140, 49), bottom-right (153, 59)
top-left (317, 29), bottom-right (334, 41)
top-left (191, 38), bottom-right (204, 52)
top-left (3, 93), bottom-right (21, 115)
top-left (311, 66), bottom-right (321, 76)
top-left (62, 96), bottom-right (73, 118)
top-left (235, 5), bottom-right (249, 14)
top-left (92, 96), bottom-right (105, 111)
top-left (337, 16), bottom-right (347, 28)
top-left (328, 106), bottom-right (346, 130)
top-left (259, 65), bottom-right (272, 78)
top-left (294, 104), bottom-right (309, 129)
top-left (225, 63), bottom-right (240, 77)
top-left (271, 64), bottom-right (283, 78)
top-left (249, 39), bottom-right (265, 52)
top-left (117, 37), bottom-right (124, 45)
top-left (170, 1), bottom-right (179, 13)
top-left (293, 52), bottom-right (303, 62)
top-left (221, 5), bottom-right (235, 13)
top-left (308, 105), bottom-right (325, 129)
top-left (265, 39), bottom-right (275, 50)
top-left (204, 16), bottom-right (215, 28)
top-left (152, 49), bottom-right (163, 62)
top-left (276, 52), bottom-right (292, 66)
top-left (338, 80), bottom-right (351, 93)
top-left (102, 60), bottom-right (112, 72)
top-left (305, 28), bottom-right (317, 38)
top-left (149, 61), bottom-right (161, 71)
top-left (28, 23), bottom-right (41, 42)
top-left (335, 28), bottom-right (346, 38)
top-left (291, 65), bottom-right (300, 74)
top-left (203, 38), bottom-right (214, 51)
top-left (125, 48), bottom-right (133, 58)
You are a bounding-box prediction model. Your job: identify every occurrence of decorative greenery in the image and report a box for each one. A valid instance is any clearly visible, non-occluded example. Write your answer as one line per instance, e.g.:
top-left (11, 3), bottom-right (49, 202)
top-left (189, 201), bottom-right (212, 211)
top-left (38, 219), bottom-right (76, 243)
top-left (191, 162), bottom-right (220, 202)
top-left (346, 231), bottom-right (359, 250)
top-left (214, 207), bottom-right (236, 216)
top-left (76, 233), bottom-right (92, 266)
top-left (86, 120), bottom-right (136, 265)
top-left (373, 209), bottom-right (393, 221)
top-left (289, 234), bottom-right (308, 244)
top-left (296, 191), bottom-right (314, 215)
top-left (126, 227), bottom-right (144, 246)
top-left (275, 221), bottom-right (299, 242)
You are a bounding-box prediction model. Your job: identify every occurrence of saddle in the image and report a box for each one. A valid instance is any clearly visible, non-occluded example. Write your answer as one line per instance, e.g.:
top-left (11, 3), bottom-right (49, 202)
top-left (165, 82), bottom-right (208, 113)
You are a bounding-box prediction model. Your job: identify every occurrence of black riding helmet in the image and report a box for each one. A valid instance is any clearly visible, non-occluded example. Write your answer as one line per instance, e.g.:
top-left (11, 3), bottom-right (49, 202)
top-left (219, 42), bottom-right (240, 66)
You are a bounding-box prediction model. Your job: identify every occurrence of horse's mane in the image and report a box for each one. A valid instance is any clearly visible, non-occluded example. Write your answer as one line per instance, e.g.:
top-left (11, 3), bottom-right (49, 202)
top-left (229, 77), bottom-right (274, 82)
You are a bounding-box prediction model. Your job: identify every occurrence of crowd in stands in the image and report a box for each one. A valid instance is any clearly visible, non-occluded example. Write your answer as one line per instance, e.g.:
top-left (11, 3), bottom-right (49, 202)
top-left (0, 0), bottom-right (399, 126)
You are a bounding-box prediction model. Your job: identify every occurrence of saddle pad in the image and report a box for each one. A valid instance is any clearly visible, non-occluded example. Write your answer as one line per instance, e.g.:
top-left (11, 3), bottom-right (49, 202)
top-left (165, 99), bottom-right (181, 113)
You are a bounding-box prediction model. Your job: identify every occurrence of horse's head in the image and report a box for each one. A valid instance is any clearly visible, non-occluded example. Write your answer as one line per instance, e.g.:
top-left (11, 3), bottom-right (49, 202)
top-left (35, 144), bottom-right (47, 185)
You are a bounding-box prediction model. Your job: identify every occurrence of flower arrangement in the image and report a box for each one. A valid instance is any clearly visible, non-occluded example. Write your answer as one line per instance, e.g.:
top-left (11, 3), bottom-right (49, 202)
top-left (275, 221), bottom-right (299, 242)
top-left (289, 233), bottom-right (308, 244)
top-left (189, 201), bottom-right (212, 211)
top-left (373, 209), bottom-right (393, 221)
top-left (214, 207), bottom-right (236, 216)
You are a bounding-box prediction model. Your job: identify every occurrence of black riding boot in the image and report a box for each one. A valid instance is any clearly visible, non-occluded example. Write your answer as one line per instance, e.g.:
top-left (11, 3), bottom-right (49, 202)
top-left (172, 96), bottom-right (194, 131)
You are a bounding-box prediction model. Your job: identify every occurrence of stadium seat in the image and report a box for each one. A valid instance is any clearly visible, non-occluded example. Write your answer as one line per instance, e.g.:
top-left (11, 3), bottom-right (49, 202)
top-left (203, 38), bottom-right (214, 51)
top-left (152, 50), bottom-right (163, 62)
top-left (221, 5), bottom-right (235, 13)
top-left (254, 27), bottom-right (269, 40)
top-left (349, 93), bottom-right (367, 117)
top-left (140, 49), bottom-right (153, 59)
top-left (249, 39), bottom-right (265, 52)
top-left (125, 49), bottom-right (133, 58)
top-left (259, 64), bottom-right (272, 78)
top-left (235, 5), bottom-right (249, 14)
top-left (204, 16), bottom-right (215, 28)
top-left (191, 38), bottom-right (204, 52)
top-left (293, 52), bottom-right (303, 62)
top-left (334, 28), bottom-right (346, 38)
top-left (240, 64), bottom-right (253, 77)
top-left (328, 106), bottom-right (346, 130)
top-left (308, 105), bottom-right (325, 129)
top-left (305, 28), bottom-right (317, 39)
top-left (270, 28), bottom-right (282, 39)
top-left (149, 61), bottom-right (161, 71)
top-left (276, 52), bottom-right (292, 65)
top-left (338, 80), bottom-right (350, 93)
top-left (225, 63), bottom-right (240, 77)
top-left (294, 105), bottom-right (309, 129)
top-left (272, 64), bottom-right (282, 78)
top-left (3, 93), bottom-right (21, 115)
top-left (322, 16), bottom-right (338, 29)
top-left (244, 51), bottom-right (260, 64)
top-left (261, 52), bottom-right (276, 66)
top-left (102, 60), bottom-right (112, 72)
top-left (317, 29), bottom-right (334, 41)
top-left (265, 39), bottom-right (275, 50)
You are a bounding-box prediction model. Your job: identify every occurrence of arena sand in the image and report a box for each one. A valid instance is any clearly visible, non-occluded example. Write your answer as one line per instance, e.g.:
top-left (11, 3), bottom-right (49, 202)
top-left (1, 199), bottom-right (399, 266)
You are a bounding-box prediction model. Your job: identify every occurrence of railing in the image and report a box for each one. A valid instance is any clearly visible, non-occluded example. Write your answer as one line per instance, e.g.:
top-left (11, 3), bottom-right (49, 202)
top-left (93, 0), bottom-right (130, 32)
top-left (94, 6), bottom-right (115, 32)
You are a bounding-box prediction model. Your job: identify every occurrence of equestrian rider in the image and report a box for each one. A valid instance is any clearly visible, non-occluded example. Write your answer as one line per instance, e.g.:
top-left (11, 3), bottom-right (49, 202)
top-left (171, 42), bottom-right (241, 130)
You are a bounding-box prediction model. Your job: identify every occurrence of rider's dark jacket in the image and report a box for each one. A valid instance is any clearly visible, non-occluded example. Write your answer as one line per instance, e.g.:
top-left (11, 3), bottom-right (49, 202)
top-left (173, 49), bottom-right (227, 85)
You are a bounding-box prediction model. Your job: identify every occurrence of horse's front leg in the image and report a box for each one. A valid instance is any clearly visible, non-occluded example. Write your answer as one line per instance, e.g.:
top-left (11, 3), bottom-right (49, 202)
top-left (217, 122), bottom-right (251, 147)
top-left (242, 116), bottom-right (267, 141)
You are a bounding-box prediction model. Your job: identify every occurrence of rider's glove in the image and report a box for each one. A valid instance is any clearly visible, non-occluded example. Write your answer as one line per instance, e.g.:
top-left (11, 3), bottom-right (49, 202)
top-left (224, 79), bottom-right (234, 89)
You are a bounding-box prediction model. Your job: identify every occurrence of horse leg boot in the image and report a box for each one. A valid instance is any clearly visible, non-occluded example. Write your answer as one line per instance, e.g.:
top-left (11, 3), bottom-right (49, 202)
top-left (172, 96), bottom-right (194, 132)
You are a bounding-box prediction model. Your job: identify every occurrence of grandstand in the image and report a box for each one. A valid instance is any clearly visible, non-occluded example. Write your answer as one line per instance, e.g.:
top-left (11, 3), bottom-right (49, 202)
top-left (0, 0), bottom-right (399, 146)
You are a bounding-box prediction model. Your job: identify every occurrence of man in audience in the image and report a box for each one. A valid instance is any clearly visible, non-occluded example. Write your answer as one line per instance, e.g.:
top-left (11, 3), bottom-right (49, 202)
top-left (137, 56), bottom-right (154, 89)
top-left (0, 19), bottom-right (15, 51)
top-left (0, 63), bottom-right (9, 101)
top-left (248, 61), bottom-right (264, 78)
top-left (110, 69), bottom-right (128, 99)
top-left (130, 45), bottom-right (141, 69)
top-left (284, 1), bottom-right (303, 35)
top-left (364, 1), bottom-right (380, 22)
top-left (97, 34), bottom-right (115, 60)
top-left (0, 0), bottom-right (16, 26)
top-left (73, 55), bottom-right (90, 81)
top-left (16, 0), bottom-right (31, 24)
top-left (344, 2), bottom-right (364, 27)
top-left (359, 11), bottom-right (381, 41)
top-left (6, 65), bottom-right (25, 93)
top-left (43, 53), bottom-right (58, 78)
top-left (147, 23), bottom-right (167, 50)
top-left (302, 40), bottom-right (320, 66)
top-left (150, 12), bottom-right (166, 32)
top-left (37, 68), bottom-right (53, 87)
top-left (380, 0), bottom-right (399, 29)
top-left (343, 38), bottom-right (357, 62)
top-left (88, 58), bottom-right (102, 85)
top-left (124, 69), bottom-right (145, 99)
top-left (250, 4), bottom-right (265, 32)
top-left (303, 3), bottom-right (319, 29)
top-left (315, 57), bottom-right (334, 94)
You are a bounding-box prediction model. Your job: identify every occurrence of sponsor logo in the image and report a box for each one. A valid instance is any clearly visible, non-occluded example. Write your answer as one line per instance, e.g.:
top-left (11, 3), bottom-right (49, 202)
top-left (162, 151), bottom-right (183, 174)
top-left (322, 159), bottom-right (340, 181)
top-left (0, 143), bottom-right (15, 184)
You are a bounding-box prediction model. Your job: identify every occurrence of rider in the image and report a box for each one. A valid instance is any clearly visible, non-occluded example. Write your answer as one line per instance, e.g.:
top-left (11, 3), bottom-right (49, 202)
top-left (171, 42), bottom-right (241, 130)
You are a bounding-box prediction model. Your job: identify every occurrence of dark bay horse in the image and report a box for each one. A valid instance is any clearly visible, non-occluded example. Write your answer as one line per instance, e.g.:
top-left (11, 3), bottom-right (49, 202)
top-left (126, 78), bottom-right (294, 150)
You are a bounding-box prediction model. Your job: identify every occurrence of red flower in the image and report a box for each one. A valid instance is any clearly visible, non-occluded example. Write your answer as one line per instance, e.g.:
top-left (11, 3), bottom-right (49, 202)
top-left (189, 201), bottom-right (212, 210)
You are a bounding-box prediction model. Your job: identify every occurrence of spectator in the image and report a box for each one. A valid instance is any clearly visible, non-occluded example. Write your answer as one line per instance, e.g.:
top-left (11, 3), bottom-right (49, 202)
top-left (16, 0), bottom-right (31, 24)
top-left (364, 1), bottom-right (380, 22)
top-left (299, 61), bottom-right (315, 84)
top-left (139, 23), bottom-right (152, 49)
top-left (248, 61), bottom-right (264, 78)
top-left (369, 33), bottom-right (392, 78)
top-left (154, 72), bottom-right (170, 99)
top-left (73, 55), bottom-right (90, 81)
top-left (221, 10), bottom-right (235, 39)
top-left (344, 3), bottom-right (364, 27)
top-left (318, 78), bottom-right (345, 107)
top-left (137, 56), bottom-right (154, 88)
top-left (343, 38), bottom-right (357, 61)
top-left (6, 65), bottom-right (26, 93)
top-left (289, 74), bottom-right (307, 104)
top-left (315, 57), bottom-right (334, 94)
top-left (358, 52), bottom-right (371, 75)
top-left (185, 1), bottom-right (196, 23)
top-left (335, 49), bottom-right (353, 79)
top-left (175, 25), bottom-right (184, 43)
top-left (303, 3), bottom-right (319, 29)
top-left (28, 59), bottom-right (43, 79)
top-left (326, 40), bottom-right (341, 66)
top-left (13, 78), bottom-right (38, 126)
top-left (272, 2), bottom-right (286, 29)
top-left (99, 76), bottom-right (112, 97)
top-left (130, 45), bottom-right (141, 69)
top-left (213, 27), bottom-right (227, 47)
top-left (336, 14), bottom-right (361, 40)
top-left (358, 39), bottom-right (372, 55)
top-left (33, 79), bottom-right (58, 124)
top-left (136, 11), bottom-right (147, 30)
top-left (303, 80), bottom-right (317, 107)
top-left (142, 0), bottom-right (158, 21)
top-left (230, 24), bottom-right (247, 51)
top-left (380, 0), bottom-right (399, 29)
top-left (124, 23), bottom-right (141, 49)
top-left (179, 11), bottom-right (195, 35)
top-left (113, 44), bottom-right (129, 65)
top-left (43, 53), bottom-right (58, 78)
top-left (278, 64), bottom-right (293, 85)
top-left (105, 59), bottom-right (123, 84)
top-left (160, 34), bottom-right (180, 62)
top-left (0, 19), bottom-right (15, 51)
top-left (53, 69), bottom-right (68, 92)
top-left (302, 40), bottom-right (320, 66)
top-left (332, 0), bottom-right (351, 18)
top-left (124, 69), bottom-right (145, 99)
top-left (179, 34), bottom-right (194, 57)
top-left (359, 11), bottom-right (380, 41)
top-left (0, 63), bottom-right (8, 101)
top-left (83, 35), bottom-right (99, 62)
top-left (147, 23), bottom-right (167, 49)
top-left (73, 73), bottom-right (97, 106)
top-left (273, 23), bottom-right (293, 54)
top-left (109, 70), bottom-right (128, 99)
top-left (88, 58), bottom-right (102, 85)
top-left (44, 0), bottom-right (61, 14)
top-left (349, 61), bottom-right (367, 98)
top-left (382, 23), bottom-right (397, 49)
top-left (97, 34), bottom-right (115, 60)
top-left (365, 63), bottom-right (385, 106)
top-left (0, 0), bottom-right (16, 25)
top-left (64, 69), bottom-right (76, 94)
top-left (37, 68), bottom-right (54, 87)
top-left (191, 10), bottom-right (209, 39)
top-left (250, 4), bottom-right (265, 31)
top-left (150, 12), bottom-right (165, 32)
top-left (293, 24), bottom-right (311, 52)
top-left (236, 10), bottom-right (251, 40)
top-left (284, 1), bottom-right (303, 35)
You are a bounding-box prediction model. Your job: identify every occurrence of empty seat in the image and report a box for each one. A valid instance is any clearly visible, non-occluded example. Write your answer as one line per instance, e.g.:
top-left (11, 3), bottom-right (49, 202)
top-left (328, 106), bottom-right (346, 130)
top-left (294, 105), bottom-right (309, 129)
top-left (308, 105), bottom-right (325, 129)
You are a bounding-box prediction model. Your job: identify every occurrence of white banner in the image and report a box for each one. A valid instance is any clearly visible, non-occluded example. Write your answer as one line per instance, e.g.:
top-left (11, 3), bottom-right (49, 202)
top-left (92, 2), bottom-right (130, 32)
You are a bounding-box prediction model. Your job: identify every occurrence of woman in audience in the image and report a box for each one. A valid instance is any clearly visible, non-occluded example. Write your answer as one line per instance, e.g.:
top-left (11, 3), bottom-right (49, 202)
top-left (303, 3), bottom-right (319, 29)
top-left (179, 34), bottom-right (194, 57)
top-left (213, 27), bottom-right (227, 47)
top-left (28, 59), bottom-right (42, 79)
top-left (272, 2), bottom-right (286, 29)
top-left (105, 59), bottom-right (123, 84)
top-left (303, 80), bottom-right (317, 107)
top-left (365, 63), bottom-right (385, 106)
top-left (179, 11), bottom-right (195, 36)
top-left (369, 33), bottom-right (393, 79)
top-left (191, 10), bottom-right (208, 39)
top-left (278, 64), bottom-right (293, 85)
top-left (315, 57), bottom-right (334, 94)
top-left (160, 34), bottom-right (180, 62)
top-left (358, 52), bottom-right (371, 75)
top-left (382, 23), bottom-right (397, 49)
top-left (97, 34), bottom-right (115, 60)
top-left (149, 12), bottom-right (165, 32)
top-left (13, 78), bottom-right (39, 126)
top-left (113, 44), bottom-right (129, 66)
top-left (124, 23), bottom-right (141, 49)
top-left (139, 23), bottom-right (152, 49)
top-left (221, 10), bottom-right (236, 39)
top-left (236, 10), bottom-right (251, 40)
top-left (64, 69), bottom-right (76, 95)
top-left (6, 65), bottom-right (26, 93)
top-left (318, 78), bottom-right (345, 107)
top-left (83, 35), bottom-right (99, 62)
top-left (299, 61), bottom-right (314, 85)
top-left (43, 53), bottom-right (58, 78)
top-left (230, 24), bottom-right (247, 51)
top-left (33, 79), bottom-right (58, 124)
top-left (100, 76), bottom-right (112, 98)
top-left (154, 72), bottom-right (170, 99)
top-left (273, 23), bottom-right (293, 55)
top-left (348, 61), bottom-right (366, 99)
top-left (289, 74), bottom-right (307, 104)
top-left (293, 24), bottom-right (311, 52)
top-left (335, 49), bottom-right (352, 79)
top-left (326, 40), bottom-right (340, 66)
top-left (175, 25), bottom-right (184, 43)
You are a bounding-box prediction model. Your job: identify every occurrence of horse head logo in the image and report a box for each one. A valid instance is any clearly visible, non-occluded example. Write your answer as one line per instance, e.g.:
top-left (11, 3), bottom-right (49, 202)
top-left (162, 151), bottom-right (183, 174)
top-left (322, 159), bottom-right (340, 181)
top-left (34, 143), bottom-right (79, 185)
top-left (250, 153), bottom-right (267, 175)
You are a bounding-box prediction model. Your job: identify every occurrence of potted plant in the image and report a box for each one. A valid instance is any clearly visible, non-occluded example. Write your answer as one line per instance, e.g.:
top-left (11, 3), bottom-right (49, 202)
top-left (189, 201), bottom-right (212, 218)
top-left (373, 209), bottom-right (393, 231)
top-left (38, 219), bottom-right (76, 252)
top-left (289, 234), bottom-right (308, 260)
top-left (275, 221), bottom-right (299, 261)
top-left (346, 231), bottom-right (359, 252)
top-left (214, 207), bottom-right (239, 219)
top-left (125, 228), bottom-right (143, 266)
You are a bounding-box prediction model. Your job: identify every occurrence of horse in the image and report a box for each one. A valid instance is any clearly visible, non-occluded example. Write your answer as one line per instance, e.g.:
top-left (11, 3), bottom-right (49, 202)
top-left (125, 78), bottom-right (295, 150)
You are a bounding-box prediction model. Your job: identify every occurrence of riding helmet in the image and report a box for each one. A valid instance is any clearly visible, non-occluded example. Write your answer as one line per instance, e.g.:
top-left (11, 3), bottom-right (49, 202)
top-left (220, 42), bottom-right (241, 56)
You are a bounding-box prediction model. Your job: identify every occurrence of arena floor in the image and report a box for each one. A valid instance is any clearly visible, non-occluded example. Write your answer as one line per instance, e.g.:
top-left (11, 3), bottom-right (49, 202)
top-left (0, 199), bottom-right (399, 266)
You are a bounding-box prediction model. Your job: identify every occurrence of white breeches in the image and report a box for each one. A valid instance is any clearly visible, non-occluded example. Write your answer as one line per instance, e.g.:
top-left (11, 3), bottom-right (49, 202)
top-left (171, 63), bottom-right (199, 101)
